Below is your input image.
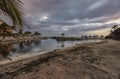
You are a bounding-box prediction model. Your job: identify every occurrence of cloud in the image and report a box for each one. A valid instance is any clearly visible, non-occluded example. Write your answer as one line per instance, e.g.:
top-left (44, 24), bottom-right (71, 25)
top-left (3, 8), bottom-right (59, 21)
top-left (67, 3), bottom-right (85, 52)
top-left (87, 0), bottom-right (108, 11)
top-left (1, 0), bottom-right (120, 36)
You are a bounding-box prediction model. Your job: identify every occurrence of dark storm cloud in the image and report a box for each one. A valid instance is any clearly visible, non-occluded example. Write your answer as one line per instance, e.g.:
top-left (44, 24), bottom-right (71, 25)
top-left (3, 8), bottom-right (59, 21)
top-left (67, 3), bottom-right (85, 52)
top-left (22, 0), bottom-right (120, 36)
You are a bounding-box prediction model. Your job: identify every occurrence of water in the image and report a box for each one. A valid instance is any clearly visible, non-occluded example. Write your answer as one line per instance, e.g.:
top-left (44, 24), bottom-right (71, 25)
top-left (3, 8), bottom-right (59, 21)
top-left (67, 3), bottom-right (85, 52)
top-left (0, 38), bottom-right (101, 64)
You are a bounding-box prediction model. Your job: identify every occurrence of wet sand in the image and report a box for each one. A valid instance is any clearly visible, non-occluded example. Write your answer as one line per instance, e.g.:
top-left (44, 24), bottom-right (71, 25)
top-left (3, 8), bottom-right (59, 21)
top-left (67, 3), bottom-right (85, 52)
top-left (0, 40), bottom-right (120, 79)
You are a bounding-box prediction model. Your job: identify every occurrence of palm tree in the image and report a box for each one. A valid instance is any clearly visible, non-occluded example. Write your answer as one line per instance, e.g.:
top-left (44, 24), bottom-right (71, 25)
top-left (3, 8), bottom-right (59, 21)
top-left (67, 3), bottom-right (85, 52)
top-left (61, 33), bottom-right (65, 37)
top-left (34, 32), bottom-right (41, 37)
top-left (112, 25), bottom-right (118, 31)
top-left (0, 0), bottom-right (24, 27)
top-left (23, 31), bottom-right (32, 37)
top-left (0, 0), bottom-right (24, 39)
top-left (18, 29), bottom-right (23, 36)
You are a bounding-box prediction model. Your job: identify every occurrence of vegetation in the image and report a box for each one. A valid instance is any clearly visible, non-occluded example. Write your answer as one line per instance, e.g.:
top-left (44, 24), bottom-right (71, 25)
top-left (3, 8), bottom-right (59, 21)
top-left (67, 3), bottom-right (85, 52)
top-left (18, 29), bottom-right (23, 36)
top-left (61, 33), bottom-right (65, 37)
top-left (105, 25), bottom-right (120, 40)
top-left (51, 35), bottom-right (104, 41)
top-left (0, 0), bottom-right (24, 27)
top-left (0, 0), bottom-right (24, 39)
top-left (34, 32), bottom-right (41, 36)
top-left (112, 25), bottom-right (118, 31)
top-left (24, 31), bottom-right (32, 36)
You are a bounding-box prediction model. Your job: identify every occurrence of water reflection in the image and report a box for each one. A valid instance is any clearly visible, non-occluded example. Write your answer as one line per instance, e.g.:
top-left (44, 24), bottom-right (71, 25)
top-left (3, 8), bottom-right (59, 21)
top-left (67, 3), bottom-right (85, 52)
top-left (19, 42), bottom-right (24, 49)
top-left (61, 43), bottom-right (65, 48)
top-left (0, 39), bottom-right (101, 62)
top-left (24, 40), bottom-right (32, 47)
top-left (0, 39), bottom-right (67, 61)
top-left (34, 40), bottom-right (41, 46)
top-left (0, 40), bottom-right (42, 61)
top-left (56, 40), bottom-right (65, 48)
top-left (0, 43), bottom-right (13, 61)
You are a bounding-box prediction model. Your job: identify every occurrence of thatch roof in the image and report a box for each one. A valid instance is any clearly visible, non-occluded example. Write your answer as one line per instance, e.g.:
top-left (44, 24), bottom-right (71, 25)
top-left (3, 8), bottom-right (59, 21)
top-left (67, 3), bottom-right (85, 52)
top-left (0, 21), bottom-right (15, 31)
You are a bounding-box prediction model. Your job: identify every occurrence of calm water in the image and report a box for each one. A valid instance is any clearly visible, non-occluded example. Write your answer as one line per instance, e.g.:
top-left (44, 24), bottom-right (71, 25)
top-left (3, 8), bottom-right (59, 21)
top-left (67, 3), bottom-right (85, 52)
top-left (0, 38), bottom-right (101, 64)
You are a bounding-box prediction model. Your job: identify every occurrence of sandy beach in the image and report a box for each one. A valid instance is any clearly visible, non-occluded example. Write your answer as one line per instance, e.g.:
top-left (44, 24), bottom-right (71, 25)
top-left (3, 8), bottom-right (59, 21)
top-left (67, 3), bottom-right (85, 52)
top-left (0, 39), bottom-right (120, 79)
top-left (1, 0), bottom-right (120, 79)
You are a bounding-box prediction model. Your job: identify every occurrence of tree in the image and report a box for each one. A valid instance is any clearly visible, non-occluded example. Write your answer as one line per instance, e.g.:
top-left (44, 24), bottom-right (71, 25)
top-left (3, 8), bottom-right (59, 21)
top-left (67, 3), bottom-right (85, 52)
top-left (24, 31), bottom-right (32, 36)
top-left (0, 0), bottom-right (24, 27)
top-left (100, 35), bottom-right (104, 39)
top-left (112, 25), bottom-right (118, 31)
top-left (61, 33), bottom-right (65, 37)
top-left (34, 32), bottom-right (41, 37)
top-left (18, 29), bottom-right (23, 36)
top-left (0, 0), bottom-right (24, 39)
top-left (89, 35), bottom-right (92, 38)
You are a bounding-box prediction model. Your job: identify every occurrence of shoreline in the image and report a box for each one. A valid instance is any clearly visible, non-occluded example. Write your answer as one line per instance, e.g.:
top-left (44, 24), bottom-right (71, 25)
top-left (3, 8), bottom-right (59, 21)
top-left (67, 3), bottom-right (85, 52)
top-left (0, 39), bottom-right (120, 79)
top-left (0, 39), bottom-right (103, 66)
top-left (0, 36), bottom-right (48, 43)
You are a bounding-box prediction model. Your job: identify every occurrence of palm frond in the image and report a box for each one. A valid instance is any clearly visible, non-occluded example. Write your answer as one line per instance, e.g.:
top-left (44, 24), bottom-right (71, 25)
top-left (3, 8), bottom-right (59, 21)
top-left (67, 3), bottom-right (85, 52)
top-left (0, 0), bottom-right (24, 28)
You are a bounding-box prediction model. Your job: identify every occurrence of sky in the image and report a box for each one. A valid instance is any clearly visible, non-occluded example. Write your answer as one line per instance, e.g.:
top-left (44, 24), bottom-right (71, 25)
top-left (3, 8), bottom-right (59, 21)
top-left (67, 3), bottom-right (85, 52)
top-left (3, 0), bottom-right (120, 36)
